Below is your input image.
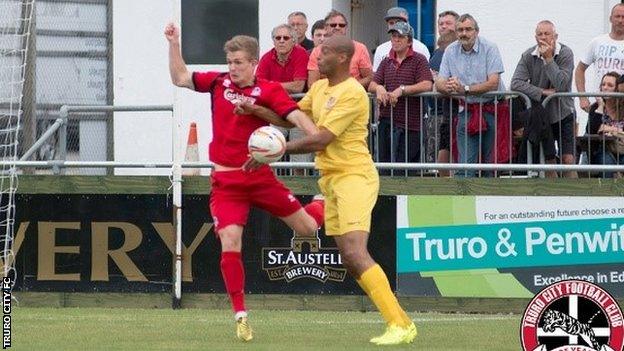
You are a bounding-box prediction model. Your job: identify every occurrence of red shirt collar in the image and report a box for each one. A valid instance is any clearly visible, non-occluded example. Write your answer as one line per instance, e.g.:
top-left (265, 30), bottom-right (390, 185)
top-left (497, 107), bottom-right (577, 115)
top-left (270, 47), bottom-right (293, 65)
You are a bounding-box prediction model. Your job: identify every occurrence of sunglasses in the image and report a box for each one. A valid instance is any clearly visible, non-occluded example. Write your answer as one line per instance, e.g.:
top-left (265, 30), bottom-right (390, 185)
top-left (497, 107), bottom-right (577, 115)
top-left (328, 23), bottom-right (347, 28)
top-left (273, 36), bottom-right (292, 41)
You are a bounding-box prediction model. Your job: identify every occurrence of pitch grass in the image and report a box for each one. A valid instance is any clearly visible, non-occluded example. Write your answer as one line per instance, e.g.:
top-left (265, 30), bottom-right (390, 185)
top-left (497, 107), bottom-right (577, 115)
top-left (13, 307), bottom-right (521, 350)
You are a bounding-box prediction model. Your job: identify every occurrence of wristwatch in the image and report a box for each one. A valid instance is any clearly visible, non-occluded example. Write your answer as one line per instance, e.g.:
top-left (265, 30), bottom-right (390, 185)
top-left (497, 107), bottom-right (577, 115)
top-left (464, 85), bottom-right (470, 94)
top-left (400, 85), bottom-right (406, 96)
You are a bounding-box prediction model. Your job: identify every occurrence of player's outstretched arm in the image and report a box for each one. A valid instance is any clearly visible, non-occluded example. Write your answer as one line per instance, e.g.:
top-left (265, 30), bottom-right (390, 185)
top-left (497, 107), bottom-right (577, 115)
top-left (234, 102), bottom-right (295, 128)
top-left (164, 22), bottom-right (193, 89)
top-left (285, 110), bottom-right (319, 136)
top-left (286, 127), bottom-right (334, 154)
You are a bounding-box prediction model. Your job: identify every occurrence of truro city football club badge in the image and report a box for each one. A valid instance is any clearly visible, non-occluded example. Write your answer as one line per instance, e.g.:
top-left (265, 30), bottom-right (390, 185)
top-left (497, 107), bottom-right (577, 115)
top-left (521, 279), bottom-right (624, 351)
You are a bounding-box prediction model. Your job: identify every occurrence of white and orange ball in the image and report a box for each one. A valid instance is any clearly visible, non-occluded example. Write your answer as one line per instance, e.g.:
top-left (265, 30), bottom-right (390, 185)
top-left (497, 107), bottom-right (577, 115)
top-left (248, 126), bottom-right (286, 163)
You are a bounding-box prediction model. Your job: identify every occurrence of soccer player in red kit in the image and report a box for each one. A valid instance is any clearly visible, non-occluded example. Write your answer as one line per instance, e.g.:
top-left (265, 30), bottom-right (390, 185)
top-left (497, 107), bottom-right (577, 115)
top-left (164, 23), bottom-right (324, 342)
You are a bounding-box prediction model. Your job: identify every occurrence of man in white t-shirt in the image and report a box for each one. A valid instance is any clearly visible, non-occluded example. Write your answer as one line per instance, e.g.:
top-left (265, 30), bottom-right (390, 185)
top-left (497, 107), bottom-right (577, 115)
top-left (575, 3), bottom-right (624, 111)
top-left (372, 7), bottom-right (430, 71)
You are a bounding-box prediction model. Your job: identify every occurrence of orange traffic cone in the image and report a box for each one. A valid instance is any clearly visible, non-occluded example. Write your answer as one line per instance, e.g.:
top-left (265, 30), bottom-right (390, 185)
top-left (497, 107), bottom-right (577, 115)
top-left (183, 122), bottom-right (200, 176)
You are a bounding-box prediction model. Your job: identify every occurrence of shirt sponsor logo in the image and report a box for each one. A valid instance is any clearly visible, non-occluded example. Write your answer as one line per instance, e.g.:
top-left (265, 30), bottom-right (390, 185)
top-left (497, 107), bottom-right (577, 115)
top-left (224, 88), bottom-right (257, 105)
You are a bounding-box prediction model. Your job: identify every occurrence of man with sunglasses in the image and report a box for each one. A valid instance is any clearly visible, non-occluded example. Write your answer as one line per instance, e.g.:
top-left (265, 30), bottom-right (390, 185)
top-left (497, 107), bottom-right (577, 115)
top-left (372, 7), bottom-right (430, 72)
top-left (307, 9), bottom-right (373, 89)
top-left (257, 24), bottom-right (312, 175)
top-left (256, 24), bottom-right (308, 94)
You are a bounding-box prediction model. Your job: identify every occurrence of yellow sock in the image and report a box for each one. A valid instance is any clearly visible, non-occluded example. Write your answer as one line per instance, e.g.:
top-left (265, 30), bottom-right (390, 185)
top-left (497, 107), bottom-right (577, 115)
top-left (357, 264), bottom-right (411, 328)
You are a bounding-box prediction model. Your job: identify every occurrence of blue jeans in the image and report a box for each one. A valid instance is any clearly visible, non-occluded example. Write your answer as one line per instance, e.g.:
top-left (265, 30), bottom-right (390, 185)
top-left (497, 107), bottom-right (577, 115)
top-left (592, 148), bottom-right (624, 178)
top-left (456, 110), bottom-right (496, 178)
top-left (377, 118), bottom-right (422, 176)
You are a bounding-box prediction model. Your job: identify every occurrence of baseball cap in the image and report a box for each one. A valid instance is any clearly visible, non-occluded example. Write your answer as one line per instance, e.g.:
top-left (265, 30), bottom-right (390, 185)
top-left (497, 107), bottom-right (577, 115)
top-left (384, 7), bottom-right (408, 21)
top-left (388, 22), bottom-right (414, 37)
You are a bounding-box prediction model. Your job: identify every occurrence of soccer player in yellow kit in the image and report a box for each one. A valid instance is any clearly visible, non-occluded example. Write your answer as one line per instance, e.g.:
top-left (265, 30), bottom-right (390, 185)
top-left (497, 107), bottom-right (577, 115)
top-left (276, 35), bottom-right (417, 345)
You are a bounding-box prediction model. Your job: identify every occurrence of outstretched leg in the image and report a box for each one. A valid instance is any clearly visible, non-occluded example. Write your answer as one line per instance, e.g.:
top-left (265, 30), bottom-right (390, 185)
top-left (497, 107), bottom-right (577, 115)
top-left (218, 224), bottom-right (253, 341)
top-left (334, 231), bottom-right (416, 345)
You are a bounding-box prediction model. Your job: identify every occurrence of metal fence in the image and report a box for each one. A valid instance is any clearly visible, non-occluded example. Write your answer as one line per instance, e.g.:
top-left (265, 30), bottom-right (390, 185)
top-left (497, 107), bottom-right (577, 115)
top-left (19, 90), bottom-right (624, 178)
top-left (17, 0), bottom-right (111, 174)
top-left (541, 92), bottom-right (624, 179)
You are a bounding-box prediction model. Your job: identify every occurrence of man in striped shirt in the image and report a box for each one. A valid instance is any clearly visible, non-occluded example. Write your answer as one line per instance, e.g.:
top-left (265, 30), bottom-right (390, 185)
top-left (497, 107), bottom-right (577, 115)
top-left (368, 22), bottom-right (433, 176)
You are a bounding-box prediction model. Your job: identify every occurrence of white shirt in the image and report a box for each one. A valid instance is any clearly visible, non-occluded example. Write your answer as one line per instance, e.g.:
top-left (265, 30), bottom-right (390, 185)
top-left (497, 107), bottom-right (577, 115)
top-left (373, 39), bottom-right (430, 71)
top-left (581, 33), bottom-right (624, 91)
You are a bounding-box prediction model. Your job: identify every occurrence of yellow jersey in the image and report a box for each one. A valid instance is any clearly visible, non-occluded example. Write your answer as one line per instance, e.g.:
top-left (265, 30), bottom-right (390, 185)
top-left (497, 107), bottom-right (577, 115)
top-left (297, 77), bottom-right (374, 172)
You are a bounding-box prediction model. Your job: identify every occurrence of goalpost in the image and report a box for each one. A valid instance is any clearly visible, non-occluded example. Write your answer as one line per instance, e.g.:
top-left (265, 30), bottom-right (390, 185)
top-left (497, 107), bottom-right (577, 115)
top-left (0, 0), bottom-right (35, 286)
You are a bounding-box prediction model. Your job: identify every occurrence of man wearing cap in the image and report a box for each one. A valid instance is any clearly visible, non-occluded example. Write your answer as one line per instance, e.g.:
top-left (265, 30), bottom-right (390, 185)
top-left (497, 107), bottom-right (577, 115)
top-left (307, 9), bottom-right (373, 89)
top-left (369, 22), bottom-right (433, 176)
top-left (372, 7), bottom-right (430, 72)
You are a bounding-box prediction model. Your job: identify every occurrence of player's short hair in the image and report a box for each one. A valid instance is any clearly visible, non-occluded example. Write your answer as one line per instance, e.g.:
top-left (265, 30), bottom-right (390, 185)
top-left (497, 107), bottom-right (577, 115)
top-left (324, 9), bottom-right (348, 25)
top-left (271, 24), bottom-right (298, 43)
top-left (224, 35), bottom-right (259, 61)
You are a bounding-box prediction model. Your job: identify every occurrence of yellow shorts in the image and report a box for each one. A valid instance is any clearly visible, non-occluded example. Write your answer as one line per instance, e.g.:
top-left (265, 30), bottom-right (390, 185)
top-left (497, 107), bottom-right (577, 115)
top-left (318, 168), bottom-right (379, 235)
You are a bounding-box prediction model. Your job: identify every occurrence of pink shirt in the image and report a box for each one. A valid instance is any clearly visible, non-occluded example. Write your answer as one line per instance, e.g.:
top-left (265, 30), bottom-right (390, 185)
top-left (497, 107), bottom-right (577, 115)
top-left (307, 40), bottom-right (372, 79)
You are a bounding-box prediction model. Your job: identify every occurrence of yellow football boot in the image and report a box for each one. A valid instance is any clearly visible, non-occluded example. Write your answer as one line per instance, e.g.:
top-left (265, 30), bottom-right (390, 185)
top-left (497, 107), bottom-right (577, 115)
top-left (236, 316), bottom-right (253, 342)
top-left (370, 323), bottom-right (417, 345)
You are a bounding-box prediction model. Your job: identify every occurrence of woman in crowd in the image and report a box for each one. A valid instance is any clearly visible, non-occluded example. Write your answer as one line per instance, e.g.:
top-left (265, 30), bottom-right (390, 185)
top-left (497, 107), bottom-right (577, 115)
top-left (586, 71), bottom-right (624, 177)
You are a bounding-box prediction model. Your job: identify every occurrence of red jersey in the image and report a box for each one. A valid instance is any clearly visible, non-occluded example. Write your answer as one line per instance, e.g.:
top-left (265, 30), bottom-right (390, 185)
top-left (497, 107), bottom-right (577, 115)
top-left (192, 72), bottom-right (298, 167)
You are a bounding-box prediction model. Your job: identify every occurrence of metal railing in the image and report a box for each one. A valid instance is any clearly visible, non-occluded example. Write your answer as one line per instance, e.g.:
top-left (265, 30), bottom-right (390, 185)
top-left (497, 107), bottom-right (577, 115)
top-left (20, 105), bottom-right (174, 174)
top-left (540, 92), bottom-right (624, 178)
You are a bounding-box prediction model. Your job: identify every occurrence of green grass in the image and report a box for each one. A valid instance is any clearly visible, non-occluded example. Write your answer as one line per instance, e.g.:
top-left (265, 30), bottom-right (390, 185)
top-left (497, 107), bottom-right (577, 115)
top-left (13, 307), bottom-right (521, 350)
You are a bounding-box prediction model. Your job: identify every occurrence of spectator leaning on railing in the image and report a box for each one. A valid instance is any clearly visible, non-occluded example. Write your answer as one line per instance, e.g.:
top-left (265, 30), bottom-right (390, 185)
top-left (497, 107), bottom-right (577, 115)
top-left (435, 13), bottom-right (506, 178)
top-left (510, 20), bottom-right (577, 178)
top-left (372, 7), bottom-right (430, 72)
top-left (586, 72), bottom-right (624, 178)
top-left (368, 22), bottom-right (433, 176)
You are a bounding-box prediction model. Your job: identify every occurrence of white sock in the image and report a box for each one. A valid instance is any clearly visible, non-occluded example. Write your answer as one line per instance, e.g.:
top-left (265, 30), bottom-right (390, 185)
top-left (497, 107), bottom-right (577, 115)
top-left (235, 311), bottom-right (248, 321)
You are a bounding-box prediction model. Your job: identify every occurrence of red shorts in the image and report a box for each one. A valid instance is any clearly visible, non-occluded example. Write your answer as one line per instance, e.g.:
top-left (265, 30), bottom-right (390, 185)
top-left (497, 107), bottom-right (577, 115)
top-left (209, 165), bottom-right (302, 232)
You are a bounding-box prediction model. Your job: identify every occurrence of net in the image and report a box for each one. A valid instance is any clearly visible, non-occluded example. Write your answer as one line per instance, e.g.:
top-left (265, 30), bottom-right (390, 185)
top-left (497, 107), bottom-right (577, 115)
top-left (0, 0), bottom-right (35, 285)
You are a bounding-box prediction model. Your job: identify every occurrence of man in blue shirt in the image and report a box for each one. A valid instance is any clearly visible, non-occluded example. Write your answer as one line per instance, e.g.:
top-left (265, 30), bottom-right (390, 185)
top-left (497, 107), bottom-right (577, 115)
top-left (435, 13), bottom-right (505, 177)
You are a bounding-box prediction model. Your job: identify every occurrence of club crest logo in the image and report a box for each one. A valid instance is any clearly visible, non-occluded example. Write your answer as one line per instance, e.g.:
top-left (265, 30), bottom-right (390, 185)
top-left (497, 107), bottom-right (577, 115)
top-left (521, 279), bottom-right (624, 351)
top-left (262, 230), bottom-right (346, 283)
top-left (251, 87), bottom-right (262, 97)
top-left (325, 96), bottom-right (337, 110)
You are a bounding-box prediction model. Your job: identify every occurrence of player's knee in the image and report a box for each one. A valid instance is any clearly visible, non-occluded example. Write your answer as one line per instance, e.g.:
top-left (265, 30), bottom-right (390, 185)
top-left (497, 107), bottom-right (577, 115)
top-left (218, 226), bottom-right (243, 251)
top-left (340, 248), bottom-right (364, 268)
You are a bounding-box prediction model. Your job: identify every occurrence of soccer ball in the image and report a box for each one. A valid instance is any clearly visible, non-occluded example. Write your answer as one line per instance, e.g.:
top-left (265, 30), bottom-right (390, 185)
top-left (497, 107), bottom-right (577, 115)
top-left (248, 126), bottom-right (286, 163)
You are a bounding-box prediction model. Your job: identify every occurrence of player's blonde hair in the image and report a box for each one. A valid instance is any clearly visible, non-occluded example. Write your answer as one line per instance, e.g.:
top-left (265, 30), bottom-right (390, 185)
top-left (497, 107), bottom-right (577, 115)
top-left (223, 35), bottom-right (259, 61)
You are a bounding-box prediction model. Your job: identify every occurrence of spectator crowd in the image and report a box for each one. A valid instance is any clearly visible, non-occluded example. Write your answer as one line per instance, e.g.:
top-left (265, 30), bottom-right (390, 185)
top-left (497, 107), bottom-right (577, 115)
top-left (255, 5), bottom-right (624, 178)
